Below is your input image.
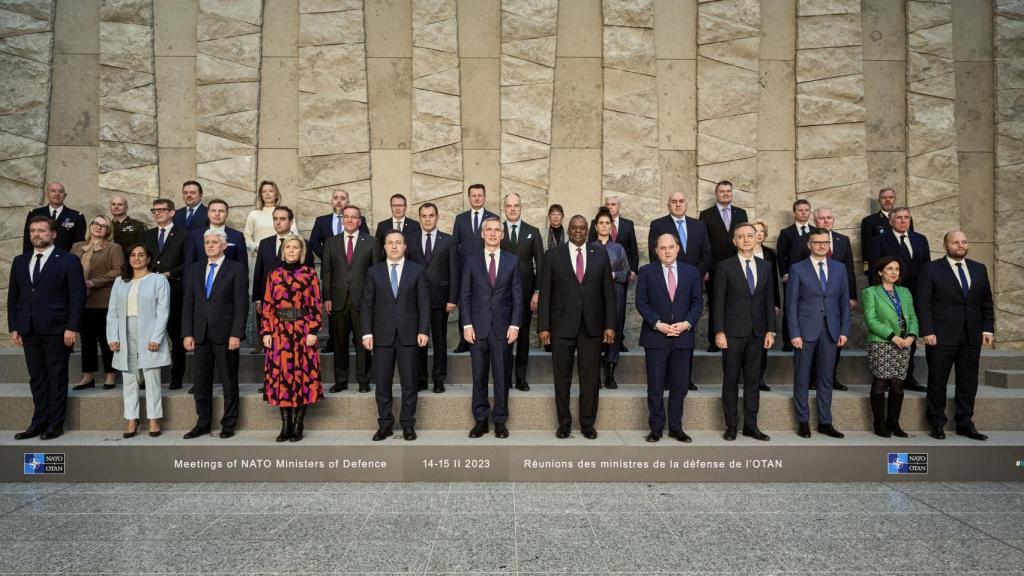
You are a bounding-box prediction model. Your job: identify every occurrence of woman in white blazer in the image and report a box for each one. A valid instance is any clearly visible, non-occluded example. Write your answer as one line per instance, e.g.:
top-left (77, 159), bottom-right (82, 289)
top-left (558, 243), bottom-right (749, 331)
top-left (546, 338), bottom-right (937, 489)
top-left (106, 243), bottom-right (171, 438)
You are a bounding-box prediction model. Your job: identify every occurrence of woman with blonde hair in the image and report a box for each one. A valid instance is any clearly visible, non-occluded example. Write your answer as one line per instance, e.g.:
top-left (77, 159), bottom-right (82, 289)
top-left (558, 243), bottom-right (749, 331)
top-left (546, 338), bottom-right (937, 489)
top-left (71, 215), bottom-right (124, 390)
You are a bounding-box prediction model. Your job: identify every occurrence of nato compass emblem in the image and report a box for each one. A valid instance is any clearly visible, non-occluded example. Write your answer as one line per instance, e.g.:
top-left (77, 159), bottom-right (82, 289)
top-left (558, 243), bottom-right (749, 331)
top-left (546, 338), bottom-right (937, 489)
top-left (888, 452), bottom-right (927, 474)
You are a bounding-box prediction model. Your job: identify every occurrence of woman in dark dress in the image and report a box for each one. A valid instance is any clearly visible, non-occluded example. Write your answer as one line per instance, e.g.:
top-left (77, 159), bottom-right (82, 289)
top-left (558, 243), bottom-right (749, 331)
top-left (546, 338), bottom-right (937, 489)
top-left (260, 235), bottom-right (323, 442)
top-left (751, 219), bottom-right (780, 392)
top-left (594, 207), bottom-right (630, 388)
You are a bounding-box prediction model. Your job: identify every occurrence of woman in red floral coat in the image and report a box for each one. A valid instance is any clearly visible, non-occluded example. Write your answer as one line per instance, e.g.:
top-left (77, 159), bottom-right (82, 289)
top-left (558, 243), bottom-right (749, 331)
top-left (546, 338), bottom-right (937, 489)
top-left (261, 235), bottom-right (323, 442)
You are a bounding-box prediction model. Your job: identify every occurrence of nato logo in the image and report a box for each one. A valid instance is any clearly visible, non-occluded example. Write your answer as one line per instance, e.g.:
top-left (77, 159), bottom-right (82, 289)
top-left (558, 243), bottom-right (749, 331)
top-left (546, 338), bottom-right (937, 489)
top-left (24, 453), bottom-right (65, 475)
top-left (888, 452), bottom-right (927, 474)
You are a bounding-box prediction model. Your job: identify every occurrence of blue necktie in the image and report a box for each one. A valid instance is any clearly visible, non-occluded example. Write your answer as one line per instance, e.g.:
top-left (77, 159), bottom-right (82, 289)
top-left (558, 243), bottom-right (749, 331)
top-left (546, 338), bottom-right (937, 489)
top-left (818, 261), bottom-right (827, 292)
top-left (158, 228), bottom-right (166, 252)
top-left (205, 262), bottom-right (217, 298)
top-left (390, 263), bottom-right (399, 297)
top-left (186, 207), bottom-right (194, 227)
top-left (957, 262), bottom-right (970, 299)
top-left (676, 219), bottom-right (687, 253)
top-left (334, 214), bottom-right (341, 236)
top-left (745, 259), bottom-right (755, 294)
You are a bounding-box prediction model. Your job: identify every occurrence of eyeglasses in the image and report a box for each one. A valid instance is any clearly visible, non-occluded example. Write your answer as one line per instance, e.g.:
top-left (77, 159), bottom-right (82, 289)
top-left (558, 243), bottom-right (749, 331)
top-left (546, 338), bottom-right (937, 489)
top-left (90, 222), bottom-right (110, 229)
top-left (809, 240), bottom-right (831, 246)
top-left (150, 208), bottom-right (172, 214)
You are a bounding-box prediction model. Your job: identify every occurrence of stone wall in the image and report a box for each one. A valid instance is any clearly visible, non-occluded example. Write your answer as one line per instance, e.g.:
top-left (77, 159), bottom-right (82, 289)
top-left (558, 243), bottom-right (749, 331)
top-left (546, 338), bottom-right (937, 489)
top-left (0, 0), bottom-right (1018, 348)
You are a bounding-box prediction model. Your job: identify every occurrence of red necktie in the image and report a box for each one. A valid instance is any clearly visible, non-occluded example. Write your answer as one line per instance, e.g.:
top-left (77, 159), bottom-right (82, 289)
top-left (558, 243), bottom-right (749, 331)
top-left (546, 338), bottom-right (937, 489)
top-left (610, 220), bottom-right (618, 241)
top-left (575, 248), bottom-right (584, 283)
top-left (488, 253), bottom-right (496, 287)
top-left (346, 235), bottom-right (354, 264)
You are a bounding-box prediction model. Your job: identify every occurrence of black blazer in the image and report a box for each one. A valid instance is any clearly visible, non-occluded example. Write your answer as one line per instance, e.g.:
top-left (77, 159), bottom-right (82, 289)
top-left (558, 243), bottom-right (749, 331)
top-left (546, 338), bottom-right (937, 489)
top-left (173, 203), bottom-right (209, 232)
top-left (868, 230), bottom-right (931, 291)
top-left (537, 242), bottom-right (616, 338)
top-left (182, 257), bottom-right (248, 344)
top-left (185, 226), bottom-right (248, 271)
top-left (375, 218), bottom-right (421, 245)
top-left (647, 214), bottom-right (712, 277)
top-left (360, 260), bottom-right (430, 347)
top-left (23, 206), bottom-right (86, 253)
top-left (916, 258), bottom-right (994, 348)
top-left (142, 225), bottom-right (191, 290)
top-left (790, 230), bottom-right (858, 302)
top-left (452, 208), bottom-right (498, 260)
top-left (322, 231), bottom-right (381, 307)
top-left (776, 222), bottom-right (812, 277)
top-left (7, 248), bottom-right (85, 335)
top-left (501, 220), bottom-right (544, 296)
top-left (308, 213), bottom-right (369, 260)
top-left (587, 216), bottom-right (640, 274)
top-left (712, 255), bottom-right (776, 339)
top-left (760, 246), bottom-right (782, 309)
top-left (860, 211), bottom-right (914, 275)
top-left (459, 250), bottom-right (524, 338)
top-left (252, 235), bottom-right (315, 302)
top-left (405, 229), bottom-right (459, 309)
top-left (699, 204), bottom-right (749, 265)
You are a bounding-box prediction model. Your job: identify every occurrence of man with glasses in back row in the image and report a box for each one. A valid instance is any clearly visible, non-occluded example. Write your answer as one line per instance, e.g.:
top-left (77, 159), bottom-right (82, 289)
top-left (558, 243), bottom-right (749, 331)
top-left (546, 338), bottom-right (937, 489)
top-left (142, 197), bottom-right (192, 390)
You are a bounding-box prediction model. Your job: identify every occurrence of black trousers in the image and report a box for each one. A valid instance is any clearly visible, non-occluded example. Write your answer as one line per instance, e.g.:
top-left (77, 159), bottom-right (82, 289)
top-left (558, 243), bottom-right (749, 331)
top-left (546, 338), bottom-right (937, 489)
top-left (23, 332), bottom-right (70, 431)
top-left (192, 340), bottom-right (240, 430)
top-left (80, 307), bottom-right (115, 374)
top-left (168, 292), bottom-right (186, 385)
top-left (331, 296), bottom-right (371, 386)
top-left (551, 325), bottom-right (602, 430)
top-left (504, 296), bottom-right (533, 387)
top-left (470, 330), bottom-right (510, 424)
top-left (373, 341), bottom-right (419, 428)
top-left (925, 330), bottom-right (980, 430)
top-left (706, 272), bottom-right (718, 346)
top-left (721, 335), bottom-right (762, 430)
top-left (418, 307), bottom-right (449, 385)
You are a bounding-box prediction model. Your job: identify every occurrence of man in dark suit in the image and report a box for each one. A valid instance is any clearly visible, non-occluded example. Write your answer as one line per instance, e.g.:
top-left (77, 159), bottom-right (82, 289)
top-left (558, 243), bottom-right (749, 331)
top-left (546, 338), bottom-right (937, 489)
top-left (452, 184), bottom-right (498, 353)
top-left (500, 192), bottom-right (543, 392)
top-left (869, 207), bottom-right (930, 391)
top-left (323, 205), bottom-right (380, 392)
top-left (308, 188), bottom-right (369, 260)
top-left (776, 199), bottom-right (813, 352)
top-left (362, 230), bottom-right (430, 442)
top-left (713, 223), bottom-right (774, 441)
top-left (538, 215), bottom-right (616, 440)
top-left (636, 233), bottom-right (702, 443)
top-left (185, 199), bottom-right (247, 270)
top-left (374, 193), bottom-right (421, 244)
top-left (588, 195), bottom-right (639, 352)
top-left (787, 228), bottom-right (851, 439)
top-left (172, 180), bottom-right (209, 232)
top-left (405, 202), bottom-right (459, 392)
top-left (9, 215), bottom-right (85, 440)
top-left (699, 180), bottom-right (749, 353)
top-left (23, 182), bottom-right (86, 253)
top-left (860, 187), bottom-right (913, 278)
top-left (917, 230), bottom-right (994, 441)
top-left (462, 217), bottom-right (523, 439)
top-left (647, 191), bottom-right (710, 390)
top-left (181, 229), bottom-right (248, 439)
top-left (252, 206), bottom-right (313, 305)
top-left (142, 198), bottom-right (191, 389)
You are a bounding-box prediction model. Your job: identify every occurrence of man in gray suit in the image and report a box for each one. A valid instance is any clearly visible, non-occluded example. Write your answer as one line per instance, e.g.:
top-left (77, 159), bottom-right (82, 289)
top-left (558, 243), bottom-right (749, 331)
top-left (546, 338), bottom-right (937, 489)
top-left (322, 205), bottom-right (381, 393)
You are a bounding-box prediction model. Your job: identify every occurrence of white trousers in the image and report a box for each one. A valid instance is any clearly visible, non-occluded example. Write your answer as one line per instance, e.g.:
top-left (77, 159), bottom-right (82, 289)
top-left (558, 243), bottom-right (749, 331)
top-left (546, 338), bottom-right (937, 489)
top-left (122, 368), bottom-right (163, 420)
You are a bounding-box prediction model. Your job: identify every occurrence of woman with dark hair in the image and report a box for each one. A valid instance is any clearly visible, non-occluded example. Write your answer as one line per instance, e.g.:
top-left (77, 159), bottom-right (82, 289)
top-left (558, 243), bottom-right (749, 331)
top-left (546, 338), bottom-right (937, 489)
top-left (750, 219), bottom-right (780, 392)
top-left (260, 235), bottom-right (323, 442)
top-left (862, 255), bottom-right (918, 437)
top-left (106, 243), bottom-right (170, 437)
top-left (594, 207), bottom-right (630, 388)
top-left (543, 204), bottom-right (566, 251)
top-left (72, 215), bottom-right (124, 390)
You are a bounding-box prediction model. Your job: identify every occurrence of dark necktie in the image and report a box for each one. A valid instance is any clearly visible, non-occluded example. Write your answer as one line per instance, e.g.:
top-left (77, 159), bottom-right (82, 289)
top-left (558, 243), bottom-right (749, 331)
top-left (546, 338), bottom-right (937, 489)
top-left (818, 261), bottom-right (827, 292)
top-left (473, 211), bottom-right (479, 235)
top-left (32, 253), bottom-right (42, 284)
top-left (611, 220), bottom-right (618, 241)
top-left (957, 262), bottom-right (970, 299)
top-left (50, 209), bottom-right (56, 220)
top-left (277, 238), bottom-right (284, 259)
top-left (425, 232), bottom-right (433, 264)
top-left (488, 253), bottom-right (496, 287)
top-left (900, 234), bottom-right (911, 259)
top-left (575, 248), bottom-right (584, 283)
top-left (510, 224), bottom-right (518, 251)
top-left (158, 228), bottom-right (166, 252)
top-left (801, 225), bottom-right (808, 236)
top-left (346, 235), bottom-right (354, 264)
top-left (186, 207), bottom-right (194, 227)
top-left (745, 259), bottom-right (755, 294)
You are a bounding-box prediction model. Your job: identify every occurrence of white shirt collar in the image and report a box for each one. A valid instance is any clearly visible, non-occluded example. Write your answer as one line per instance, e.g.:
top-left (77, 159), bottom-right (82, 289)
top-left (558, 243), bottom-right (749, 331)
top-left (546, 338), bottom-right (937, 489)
top-left (160, 222), bottom-right (174, 233)
top-left (946, 255), bottom-right (966, 266)
top-left (33, 244), bottom-right (55, 258)
top-left (207, 255), bottom-right (225, 267)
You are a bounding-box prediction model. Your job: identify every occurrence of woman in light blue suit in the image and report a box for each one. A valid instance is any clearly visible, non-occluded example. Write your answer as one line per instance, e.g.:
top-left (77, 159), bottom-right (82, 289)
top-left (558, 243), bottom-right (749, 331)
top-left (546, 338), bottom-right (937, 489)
top-left (106, 243), bottom-right (171, 438)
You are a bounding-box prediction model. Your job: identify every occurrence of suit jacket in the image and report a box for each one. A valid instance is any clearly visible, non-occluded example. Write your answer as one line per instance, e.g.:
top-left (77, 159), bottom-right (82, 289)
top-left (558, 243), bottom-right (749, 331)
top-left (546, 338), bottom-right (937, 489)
top-left (861, 284), bottom-right (919, 343)
top-left (182, 258), bottom-right (248, 344)
top-left (308, 212), bottom-right (368, 260)
top-left (790, 230), bottom-right (858, 302)
top-left (635, 261), bottom-right (703, 349)
top-left (360, 260), bottom-right (430, 347)
top-left (699, 204), bottom-right (749, 265)
top-left (252, 234), bottom-right (315, 302)
top-left (712, 255), bottom-right (776, 339)
top-left (647, 214), bottom-right (712, 277)
top-left (868, 230), bottom-right (931, 290)
top-left (185, 227), bottom-right (248, 271)
top-left (173, 203), bottom-right (209, 232)
top-left (916, 258), bottom-right (994, 348)
top-left (23, 205), bottom-right (86, 253)
top-left (71, 241), bottom-right (124, 309)
top-left (459, 250), bottom-right (523, 338)
top-left (860, 210), bottom-right (914, 274)
top-left (760, 246), bottom-right (782, 308)
top-left (587, 216), bottom-right (640, 274)
top-left (501, 220), bottom-right (544, 296)
top-left (375, 217), bottom-right (421, 245)
top-left (537, 242), bottom-right (616, 338)
top-left (452, 208), bottom-right (498, 260)
top-left (776, 222), bottom-right (812, 277)
top-left (321, 231), bottom-right (381, 307)
top-left (141, 225), bottom-right (191, 289)
top-left (7, 248), bottom-right (85, 335)
top-left (785, 257), bottom-right (851, 342)
top-left (106, 274), bottom-right (171, 370)
top-left (405, 228), bottom-right (459, 309)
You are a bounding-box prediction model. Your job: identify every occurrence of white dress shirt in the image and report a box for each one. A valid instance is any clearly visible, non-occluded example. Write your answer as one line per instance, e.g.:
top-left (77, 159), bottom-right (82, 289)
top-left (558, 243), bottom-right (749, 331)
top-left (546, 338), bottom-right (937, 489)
top-left (421, 229), bottom-right (437, 254)
top-left (48, 205), bottom-right (63, 220)
top-left (946, 256), bottom-right (971, 289)
top-left (28, 244), bottom-right (55, 281)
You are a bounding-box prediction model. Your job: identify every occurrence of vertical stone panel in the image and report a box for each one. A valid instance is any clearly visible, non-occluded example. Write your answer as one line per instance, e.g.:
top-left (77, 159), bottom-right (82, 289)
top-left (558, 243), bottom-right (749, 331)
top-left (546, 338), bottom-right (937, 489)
top-left (756, 0), bottom-right (795, 241)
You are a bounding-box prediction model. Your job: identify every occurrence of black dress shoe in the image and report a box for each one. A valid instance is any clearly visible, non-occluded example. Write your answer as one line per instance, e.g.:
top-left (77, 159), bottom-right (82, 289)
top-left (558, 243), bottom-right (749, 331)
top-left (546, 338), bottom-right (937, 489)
top-left (149, 430), bottom-right (162, 438)
top-left (219, 429), bottom-right (235, 439)
top-left (645, 431), bottom-right (661, 442)
top-left (72, 379), bottom-right (95, 391)
top-left (723, 426), bottom-right (737, 441)
top-left (168, 382), bottom-right (182, 390)
top-left (494, 423), bottom-right (509, 438)
top-left (706, 343), bottom-right (720, 353)
top-left (433, 383), bottom-right (445, 393)
top-left (759, 383), bottom-right (771, 392)
top-left (183, 426), bottom-right (210, 439)
top-left (809, 382), bottom-right (817, 390)
top-left (817, 424), bottom-right (844, 438)
top-left (453, 343), bottom-right (469, 353)
top-left (40, 427), bottom-right (63, 440)
top-left (321, 341), bottom-right (334, 353)
top-left (833, 381), bottom-right (848, 391)
top-left (372, 427), bottom-right (393, 441)
top-left (688, 382), bottom-right (698, 391)
top-left (187, 386), bottom-right (195, 395)
top-left (516, 380), bottom-right (530, 391)
top-left (620, 345), bottom-right (629, 353)
top-left (123, 421), bottom-right (138, 439)
top-left (956, 428), bottom-right (988, 441)
top-left (668, 430), bottom-right (692, 443)
top-left (469, 422), bottom-right (488, 438)
top-left (329, 383), bottom-right (348, 393)
top-left (904, 377), bottom-right (927, 392)
top-left (783, 344), bottom-right (793, 352)
top-left (417, 382), bottom-right (428, 391)
top-left (743, 428), bottom-right (770, 441)
top-left (14, 428), bottom-right (42, 440)
top-left (797, 422), bottom-right (811, 438)
top-left (102, 382), bottom-right (116, 390)
top-left (582, 427), bottom-right (598, 440)
top-left (358, 383), bottom-right (371, 393)
top-left (930, 426), bottom-right (946, 440)
top-left (555, 428), bottom-right (570, 439)
top-left (402, 427), bottom-right (417, 441)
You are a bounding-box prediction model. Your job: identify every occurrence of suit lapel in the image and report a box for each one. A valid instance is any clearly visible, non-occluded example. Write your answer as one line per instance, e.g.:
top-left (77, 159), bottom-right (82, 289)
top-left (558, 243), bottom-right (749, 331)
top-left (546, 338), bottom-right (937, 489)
top-left (33, 251), bottom-right (60, 285)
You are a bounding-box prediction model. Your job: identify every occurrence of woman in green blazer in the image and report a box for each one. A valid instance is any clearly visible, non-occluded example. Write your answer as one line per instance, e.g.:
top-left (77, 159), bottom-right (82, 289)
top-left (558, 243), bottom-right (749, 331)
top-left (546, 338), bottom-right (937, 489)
top-left (862, 255), bottom-right (919, 438)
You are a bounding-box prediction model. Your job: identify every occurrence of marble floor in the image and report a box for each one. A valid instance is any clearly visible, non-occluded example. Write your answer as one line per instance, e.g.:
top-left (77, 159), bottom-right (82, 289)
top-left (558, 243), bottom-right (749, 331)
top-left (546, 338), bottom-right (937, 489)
top-left (0, 481), bottom-right (1022, 574)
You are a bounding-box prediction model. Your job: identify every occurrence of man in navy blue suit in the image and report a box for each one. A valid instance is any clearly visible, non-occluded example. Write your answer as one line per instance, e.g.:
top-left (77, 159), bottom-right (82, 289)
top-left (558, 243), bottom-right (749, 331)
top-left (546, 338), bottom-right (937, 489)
top-left (22, 182), bottom-right (86, 253)
top-left (451, 184), bottom-right (498, 353)
top-left (172, 180), bottom-right (209, 232)
top-left (182, 229), bottom-right (248, 439)
top-left (9, 216), bottom-right (86, 440)
top-left (787, 228), bottom-right (850, 439)
top-left (917, 230), bottom-right (995, 441)
top-left (362, 230), bottom-right (430, 442)
top-left (374, 193), bottom-right (421, 244)
top-left (185, 199), bottom-right (247, 270)
top-left (308, 188), bottom-right (368, 261)
top-left (461, 217), bottom-right (523, 439)
top-left (636, 233), bottom-right (703, 442)
top-left (252, 206), bottom-right (313, 308)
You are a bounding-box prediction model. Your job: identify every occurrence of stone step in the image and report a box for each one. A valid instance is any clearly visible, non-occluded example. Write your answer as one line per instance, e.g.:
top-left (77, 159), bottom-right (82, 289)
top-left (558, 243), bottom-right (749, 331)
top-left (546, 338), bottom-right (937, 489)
top-left (985, 369), bottom-right (1024, 389)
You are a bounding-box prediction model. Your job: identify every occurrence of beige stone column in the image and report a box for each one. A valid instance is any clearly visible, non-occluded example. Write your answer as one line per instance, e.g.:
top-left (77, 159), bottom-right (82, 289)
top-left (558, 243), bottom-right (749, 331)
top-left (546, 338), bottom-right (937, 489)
top-left (154, 0), bottom-right (196, 216)
top-left (257, 0), bottom-right (299, 230)
top-left (757, 0), bottom-right (795, 245)
top-left (458, 0), bottom-right (500, 217)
